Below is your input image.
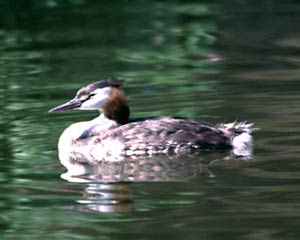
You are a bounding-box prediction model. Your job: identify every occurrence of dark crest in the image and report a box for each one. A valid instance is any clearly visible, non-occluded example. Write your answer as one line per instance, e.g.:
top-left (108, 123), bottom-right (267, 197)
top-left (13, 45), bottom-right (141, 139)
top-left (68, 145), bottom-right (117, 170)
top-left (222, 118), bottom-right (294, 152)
top-left (76, 77), bottom-right (124, 98)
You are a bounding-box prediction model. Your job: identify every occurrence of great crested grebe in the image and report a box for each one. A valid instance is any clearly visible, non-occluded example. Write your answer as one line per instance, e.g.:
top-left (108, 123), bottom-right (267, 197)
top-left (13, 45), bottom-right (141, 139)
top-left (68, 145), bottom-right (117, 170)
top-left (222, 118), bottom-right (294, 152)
top-left (49, 77), bottom-right (253, 162)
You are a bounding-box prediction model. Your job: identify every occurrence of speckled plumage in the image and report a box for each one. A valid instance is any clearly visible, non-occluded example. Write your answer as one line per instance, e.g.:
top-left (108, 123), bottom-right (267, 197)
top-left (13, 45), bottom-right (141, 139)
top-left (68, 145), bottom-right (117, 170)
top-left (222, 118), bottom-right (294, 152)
top-left (50, 78), bottom-right (253, 163)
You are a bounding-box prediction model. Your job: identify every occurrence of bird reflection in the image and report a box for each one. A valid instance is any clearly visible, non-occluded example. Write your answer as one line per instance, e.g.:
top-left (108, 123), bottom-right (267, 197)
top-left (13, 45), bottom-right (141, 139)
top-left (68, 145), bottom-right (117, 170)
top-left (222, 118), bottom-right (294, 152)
top-left (59, 152), bottom-right (237, 213)
top-left (76, 183), bottom-right (133, 213)
top-left (60, 153), bottom-right (219, 182)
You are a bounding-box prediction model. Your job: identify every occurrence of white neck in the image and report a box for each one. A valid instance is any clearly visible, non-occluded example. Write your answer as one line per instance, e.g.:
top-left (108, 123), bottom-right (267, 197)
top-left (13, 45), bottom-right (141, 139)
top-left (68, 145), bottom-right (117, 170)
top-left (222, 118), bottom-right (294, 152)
top-left (79, 113), bottom-right (117, 139)
top-left (92, 113), bottom-right (112, 124)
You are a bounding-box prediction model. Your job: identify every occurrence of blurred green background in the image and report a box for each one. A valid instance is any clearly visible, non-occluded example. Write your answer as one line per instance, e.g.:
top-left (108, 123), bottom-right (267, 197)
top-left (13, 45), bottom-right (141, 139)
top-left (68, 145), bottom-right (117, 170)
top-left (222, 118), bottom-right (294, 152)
top-left (1, 1), bottom-right (300, 239)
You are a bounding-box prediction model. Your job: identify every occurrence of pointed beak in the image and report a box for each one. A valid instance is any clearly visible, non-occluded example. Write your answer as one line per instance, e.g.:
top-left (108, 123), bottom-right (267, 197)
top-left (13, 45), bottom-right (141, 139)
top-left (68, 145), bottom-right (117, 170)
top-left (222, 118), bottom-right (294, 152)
top-left (49, 99), bottom-right (82, 112)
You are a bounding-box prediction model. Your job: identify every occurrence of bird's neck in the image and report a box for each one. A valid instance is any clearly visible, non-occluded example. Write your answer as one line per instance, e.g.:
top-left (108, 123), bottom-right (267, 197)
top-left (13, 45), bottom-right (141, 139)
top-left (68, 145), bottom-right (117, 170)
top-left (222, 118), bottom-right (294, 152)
top-left (77, 114), bottom-right (116, 139)
top-left (102, 87), bottom-right (130, 124)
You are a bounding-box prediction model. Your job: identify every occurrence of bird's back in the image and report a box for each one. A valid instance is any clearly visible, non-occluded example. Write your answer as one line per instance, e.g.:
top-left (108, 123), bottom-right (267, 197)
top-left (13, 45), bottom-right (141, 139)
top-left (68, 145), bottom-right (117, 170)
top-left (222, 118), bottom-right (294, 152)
top-left (74, 117), bottom-right (232, 159)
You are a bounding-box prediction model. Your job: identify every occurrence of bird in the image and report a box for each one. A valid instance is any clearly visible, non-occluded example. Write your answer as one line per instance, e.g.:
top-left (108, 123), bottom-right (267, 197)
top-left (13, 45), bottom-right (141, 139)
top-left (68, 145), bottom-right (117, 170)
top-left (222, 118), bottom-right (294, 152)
top-left (49, 77), bottom-right (253, 163)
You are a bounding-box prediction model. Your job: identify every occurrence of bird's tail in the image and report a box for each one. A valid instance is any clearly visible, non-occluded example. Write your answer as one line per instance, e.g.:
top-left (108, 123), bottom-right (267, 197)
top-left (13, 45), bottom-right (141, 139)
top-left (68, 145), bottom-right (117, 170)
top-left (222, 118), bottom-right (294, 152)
top-left (218, 121), bottom-right (254, 157)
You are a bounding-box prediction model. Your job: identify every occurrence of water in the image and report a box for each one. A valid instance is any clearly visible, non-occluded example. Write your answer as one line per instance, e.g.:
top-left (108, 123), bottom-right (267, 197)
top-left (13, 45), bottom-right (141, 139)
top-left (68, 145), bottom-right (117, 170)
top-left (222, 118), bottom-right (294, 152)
top-left (1, 1), bottom-right (300, 239)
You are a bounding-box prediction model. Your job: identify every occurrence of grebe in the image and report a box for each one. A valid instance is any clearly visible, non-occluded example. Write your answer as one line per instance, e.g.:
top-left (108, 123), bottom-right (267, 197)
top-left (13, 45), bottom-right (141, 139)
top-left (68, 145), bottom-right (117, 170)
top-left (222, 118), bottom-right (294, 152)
top-left (49, 77), bottom-right (253, 162)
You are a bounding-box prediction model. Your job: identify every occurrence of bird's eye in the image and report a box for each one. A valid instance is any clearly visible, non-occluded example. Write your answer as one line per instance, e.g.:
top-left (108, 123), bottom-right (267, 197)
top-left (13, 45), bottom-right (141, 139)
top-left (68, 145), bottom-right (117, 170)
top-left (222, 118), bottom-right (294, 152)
top-left (86, 93), bottom-right (95, 100)
top-left (78, 93), bottom-right (95, 102)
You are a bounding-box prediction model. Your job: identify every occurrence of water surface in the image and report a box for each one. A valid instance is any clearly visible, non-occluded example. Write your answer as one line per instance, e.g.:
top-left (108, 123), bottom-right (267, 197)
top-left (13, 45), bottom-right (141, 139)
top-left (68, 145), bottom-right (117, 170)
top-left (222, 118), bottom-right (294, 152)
top-left (1, 1), bottom-right (300, 239)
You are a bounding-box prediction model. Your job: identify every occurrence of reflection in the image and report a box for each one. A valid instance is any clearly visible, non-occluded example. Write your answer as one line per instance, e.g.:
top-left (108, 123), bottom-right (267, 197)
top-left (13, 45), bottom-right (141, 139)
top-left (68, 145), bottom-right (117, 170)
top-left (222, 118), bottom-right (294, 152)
top-left (75, 183), bottom-right (133, 213)
top-left (60, 152), bottom-right (243, 213)
top-left (61, 154), bottom-right (224, 183)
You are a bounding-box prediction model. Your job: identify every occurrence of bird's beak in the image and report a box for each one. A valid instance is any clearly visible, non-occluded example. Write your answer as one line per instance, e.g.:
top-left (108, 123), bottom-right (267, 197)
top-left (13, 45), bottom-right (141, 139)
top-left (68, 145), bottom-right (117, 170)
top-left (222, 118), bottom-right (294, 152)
top-left (49, 98), bottom-right (82, 112)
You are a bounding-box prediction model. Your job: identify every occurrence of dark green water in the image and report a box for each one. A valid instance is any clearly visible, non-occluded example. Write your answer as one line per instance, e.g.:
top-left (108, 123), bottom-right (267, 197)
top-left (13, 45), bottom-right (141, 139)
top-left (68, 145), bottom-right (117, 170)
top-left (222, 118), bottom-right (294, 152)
top-left (1, 1), bottom-right (300, 239)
